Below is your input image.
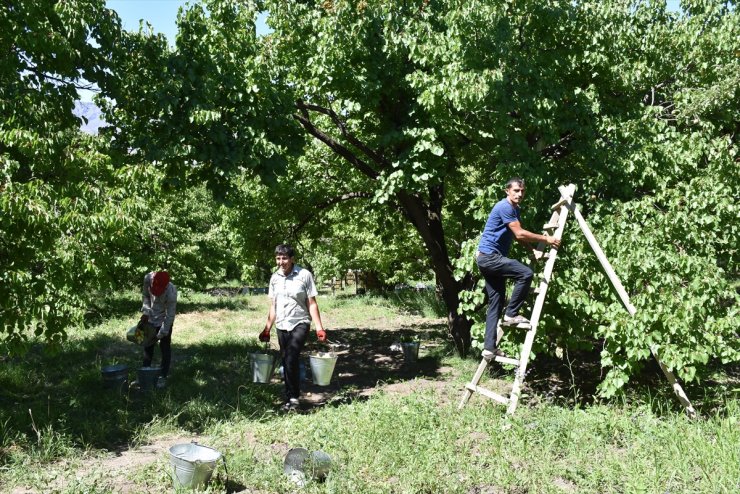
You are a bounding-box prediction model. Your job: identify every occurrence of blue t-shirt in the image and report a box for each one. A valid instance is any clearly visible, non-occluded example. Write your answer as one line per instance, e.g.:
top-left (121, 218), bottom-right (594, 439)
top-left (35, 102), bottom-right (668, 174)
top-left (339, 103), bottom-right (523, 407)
top-left (478, 198), bottom-right (521, 256)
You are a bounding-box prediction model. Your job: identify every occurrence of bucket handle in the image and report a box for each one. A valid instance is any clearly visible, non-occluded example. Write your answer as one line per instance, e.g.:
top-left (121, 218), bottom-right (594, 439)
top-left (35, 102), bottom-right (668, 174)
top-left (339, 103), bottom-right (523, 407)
top-left (189, 441), bottom-right (228, 484)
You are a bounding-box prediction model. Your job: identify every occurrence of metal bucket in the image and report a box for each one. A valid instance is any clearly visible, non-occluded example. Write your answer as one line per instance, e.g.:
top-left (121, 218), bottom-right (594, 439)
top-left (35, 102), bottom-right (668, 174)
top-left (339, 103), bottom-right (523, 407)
top-left (309, 352), bottom-right (337, 386)
top-left (137, 366), bottom-right (160, 391)
top-left (250, 353), bottom-right (276, 383)
top-left (169, 442), bottom-right (222, 489)
top-left (284, 448), bottom-right (332, 486)
top-left (401, 342), bottom-right (420, 363)
top-left (101, 364), bottom-right (128, 389)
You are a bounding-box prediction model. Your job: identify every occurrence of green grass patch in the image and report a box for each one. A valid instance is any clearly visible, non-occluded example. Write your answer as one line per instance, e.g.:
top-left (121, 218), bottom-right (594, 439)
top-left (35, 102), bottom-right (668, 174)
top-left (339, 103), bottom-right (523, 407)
top-left (1, 292), bottom-right (738, 493)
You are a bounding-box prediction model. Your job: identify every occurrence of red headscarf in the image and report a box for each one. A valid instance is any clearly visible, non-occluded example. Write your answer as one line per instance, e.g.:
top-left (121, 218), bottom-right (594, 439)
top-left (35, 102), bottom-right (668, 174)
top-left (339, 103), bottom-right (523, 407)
top-left (150, 271), bottom-right (170, 296)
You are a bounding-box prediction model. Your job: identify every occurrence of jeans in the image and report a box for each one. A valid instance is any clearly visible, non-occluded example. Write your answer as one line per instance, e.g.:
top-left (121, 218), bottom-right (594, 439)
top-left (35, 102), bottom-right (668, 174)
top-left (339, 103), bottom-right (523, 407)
top-left (476, 252), bottom-right (533, 351)
top-left (143, 326), bottom-right (172, 378)
top-left (277, 322), bottom-right (309, 401)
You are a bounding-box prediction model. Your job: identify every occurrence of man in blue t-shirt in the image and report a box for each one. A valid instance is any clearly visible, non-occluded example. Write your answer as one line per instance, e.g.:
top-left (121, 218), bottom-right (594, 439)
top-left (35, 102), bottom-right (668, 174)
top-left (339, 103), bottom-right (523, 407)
top-left (477, 177), bottom-right (561, 360)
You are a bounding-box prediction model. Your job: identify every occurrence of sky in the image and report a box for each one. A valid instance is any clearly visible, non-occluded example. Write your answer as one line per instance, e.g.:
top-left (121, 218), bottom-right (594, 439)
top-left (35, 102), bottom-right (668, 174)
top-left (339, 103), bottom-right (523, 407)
top-left (78, 0), bottom-right (682, 102)
top-left (107, 0), bottom-right (269, 42)
top-left (106, 0), bottom-right (682, 41)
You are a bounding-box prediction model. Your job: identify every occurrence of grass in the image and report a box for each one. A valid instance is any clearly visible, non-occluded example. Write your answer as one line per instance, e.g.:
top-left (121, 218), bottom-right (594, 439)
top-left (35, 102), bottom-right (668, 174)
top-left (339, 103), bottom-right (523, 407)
top-left (0, 290), bottom-right (738, 493)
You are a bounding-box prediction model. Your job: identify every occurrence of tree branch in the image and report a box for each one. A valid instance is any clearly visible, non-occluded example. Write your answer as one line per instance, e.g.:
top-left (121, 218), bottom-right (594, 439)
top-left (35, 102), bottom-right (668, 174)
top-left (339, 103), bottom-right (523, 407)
top-left (293, 103), bottom-right (380, 180)
top-left (296, 99), bottom-right (391, 169)
top-left (290, 191), bottom-right (372, 236)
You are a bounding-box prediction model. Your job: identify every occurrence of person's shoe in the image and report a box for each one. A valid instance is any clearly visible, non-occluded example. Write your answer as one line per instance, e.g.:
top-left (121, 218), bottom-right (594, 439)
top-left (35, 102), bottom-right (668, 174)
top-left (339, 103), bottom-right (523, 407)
top-left (156, 376), bottom-right (167, 389)
top-left (281, 398), bottom-right (299, 412)
top-left (482, 349), bottom-right (504, 361)
top-left (502, 314), bottom-right (532, 329)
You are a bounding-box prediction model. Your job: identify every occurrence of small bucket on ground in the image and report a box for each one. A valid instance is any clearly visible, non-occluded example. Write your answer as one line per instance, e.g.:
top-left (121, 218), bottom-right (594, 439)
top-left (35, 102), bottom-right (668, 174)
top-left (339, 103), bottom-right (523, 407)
top-left (250, 353), bottom-right (276, 383)
top-left (137, 366), bottom-right (160, 391)
top-left (101, 364), bottom-right (128, 389)
top-left (401, 342), bottom-right (420, 363)
top-left (169, 442), bottom-right (223, 490)
top-left (284, 448), bottom-right (332, 486)
top-left (309, 352), bottom-right (338, 386)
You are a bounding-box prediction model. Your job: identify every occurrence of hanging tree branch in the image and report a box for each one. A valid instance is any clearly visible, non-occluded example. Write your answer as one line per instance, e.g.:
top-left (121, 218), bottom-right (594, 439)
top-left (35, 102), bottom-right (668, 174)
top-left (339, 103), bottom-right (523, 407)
top-left (297, 100), bottom-right (392, 169)
top-left (289, 191), bottom-right (372, 236)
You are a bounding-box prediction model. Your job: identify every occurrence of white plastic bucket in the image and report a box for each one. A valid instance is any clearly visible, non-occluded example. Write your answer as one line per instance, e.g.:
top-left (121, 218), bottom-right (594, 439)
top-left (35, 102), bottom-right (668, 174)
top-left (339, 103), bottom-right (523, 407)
top-left (169, 442), bottom-right (222, 489)
top-left (250, 353), bottom-right (276, 383)
top-left (309, 353), bottom-right (337, 386)
top-left (401, 342), bottom-right (420, 363)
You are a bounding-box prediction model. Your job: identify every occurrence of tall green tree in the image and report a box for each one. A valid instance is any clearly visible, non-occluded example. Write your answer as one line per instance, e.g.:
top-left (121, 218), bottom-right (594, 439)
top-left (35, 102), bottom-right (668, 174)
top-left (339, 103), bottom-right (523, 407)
top-left (104, 0), bottom-right (738, 394)
top-left (0, 0), bottom-right (150, 350)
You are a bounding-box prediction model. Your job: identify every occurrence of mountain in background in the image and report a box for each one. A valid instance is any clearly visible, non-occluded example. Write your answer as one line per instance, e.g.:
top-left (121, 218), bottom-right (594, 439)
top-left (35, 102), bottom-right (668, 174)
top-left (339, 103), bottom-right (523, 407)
top-left (73, 101), bottom-right (107, 135)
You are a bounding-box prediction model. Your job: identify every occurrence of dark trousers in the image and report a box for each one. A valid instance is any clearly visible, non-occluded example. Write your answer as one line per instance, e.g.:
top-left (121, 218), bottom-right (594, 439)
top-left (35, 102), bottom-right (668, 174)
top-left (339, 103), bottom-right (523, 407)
top-left (277, 322), bottom-right (309, 401)
top-left (143, 326), bottom-right (172, 378)
top-left (476, 252), bottom-right (533, 351)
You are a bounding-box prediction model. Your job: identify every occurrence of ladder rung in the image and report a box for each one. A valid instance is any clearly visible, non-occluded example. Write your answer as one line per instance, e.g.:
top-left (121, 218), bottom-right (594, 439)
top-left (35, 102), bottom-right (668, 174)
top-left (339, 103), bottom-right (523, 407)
top-left (543, 223), bottom-right (558, 231)
top-left (465, 384), bottom-right (510, 404)
top-left (494, 356), bottom-right (520, 366)
top-left (502, 321), bottom-right (532, 330)
top-left (551, 197), bottom-right (569, 210)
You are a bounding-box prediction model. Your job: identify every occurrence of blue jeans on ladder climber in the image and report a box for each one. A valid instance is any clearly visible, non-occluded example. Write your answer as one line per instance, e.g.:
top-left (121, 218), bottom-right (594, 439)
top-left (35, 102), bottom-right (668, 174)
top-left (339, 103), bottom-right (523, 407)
top-left (476, 251), bottom-right (533, 353)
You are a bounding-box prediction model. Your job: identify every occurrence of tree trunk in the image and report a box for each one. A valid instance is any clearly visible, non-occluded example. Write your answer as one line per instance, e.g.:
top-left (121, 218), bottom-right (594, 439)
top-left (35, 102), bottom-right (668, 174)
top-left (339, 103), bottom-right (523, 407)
top-left (292, 106), bottom-right (474, 354)
top-left (396, 189), bottom-right (472, 356)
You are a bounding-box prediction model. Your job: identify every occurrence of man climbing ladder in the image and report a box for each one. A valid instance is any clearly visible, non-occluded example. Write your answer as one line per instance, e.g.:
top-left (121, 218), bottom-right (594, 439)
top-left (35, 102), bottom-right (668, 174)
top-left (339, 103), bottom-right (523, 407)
top-left (461, 183), bottom-right (696, 417)
top-left (476, 177), bottom-right (560, 360)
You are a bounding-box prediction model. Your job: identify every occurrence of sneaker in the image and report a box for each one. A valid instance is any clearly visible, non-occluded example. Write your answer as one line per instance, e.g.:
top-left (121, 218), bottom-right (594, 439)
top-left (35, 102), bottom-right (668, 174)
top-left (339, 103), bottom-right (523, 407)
top-left (482, 349), bottom-right (504, 361)
top-left (502, 314), bottom-right (531, 328)
top-left (281, 398), bottom-right (299, 412)
top-left (156, 377), bottom-right (167, 389)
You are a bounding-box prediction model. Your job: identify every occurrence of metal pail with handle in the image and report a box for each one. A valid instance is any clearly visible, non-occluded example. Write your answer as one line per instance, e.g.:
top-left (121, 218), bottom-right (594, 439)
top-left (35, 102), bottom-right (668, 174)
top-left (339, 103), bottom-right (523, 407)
top-left (169, 442), bottom-right (223, 489)
top-left (250, 353), bottom-right (276, 383)
top-left (309, 352), bottom-right (338, 386)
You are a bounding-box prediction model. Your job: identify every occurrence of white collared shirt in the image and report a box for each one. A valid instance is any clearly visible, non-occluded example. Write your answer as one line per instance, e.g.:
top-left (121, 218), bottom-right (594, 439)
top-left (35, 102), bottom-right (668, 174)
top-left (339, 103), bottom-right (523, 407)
top-left (268, 265), bottom-right (318, 331)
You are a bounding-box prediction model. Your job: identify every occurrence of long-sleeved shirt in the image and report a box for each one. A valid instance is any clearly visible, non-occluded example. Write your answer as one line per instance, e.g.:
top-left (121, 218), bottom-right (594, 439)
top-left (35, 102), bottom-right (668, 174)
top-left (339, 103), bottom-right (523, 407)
top-left (141, 272), bottom-right (177, 336)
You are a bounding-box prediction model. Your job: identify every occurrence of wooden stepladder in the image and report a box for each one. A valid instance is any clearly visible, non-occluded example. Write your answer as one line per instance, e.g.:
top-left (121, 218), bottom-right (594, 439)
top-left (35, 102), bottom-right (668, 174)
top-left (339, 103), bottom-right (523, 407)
top-left (459, 184), bottom-right (697, 417)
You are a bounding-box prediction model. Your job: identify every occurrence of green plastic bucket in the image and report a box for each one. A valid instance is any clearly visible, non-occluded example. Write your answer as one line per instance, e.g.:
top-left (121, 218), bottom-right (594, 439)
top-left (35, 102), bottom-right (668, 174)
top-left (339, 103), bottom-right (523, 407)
top-left (250, 353), bottom-right (276, 383)
top-left (169, 442), bottom-right (222, 489)
top-left (137, 366), bottom-right (160, 391)
top-left (309, 352), bottom-right (338, 386)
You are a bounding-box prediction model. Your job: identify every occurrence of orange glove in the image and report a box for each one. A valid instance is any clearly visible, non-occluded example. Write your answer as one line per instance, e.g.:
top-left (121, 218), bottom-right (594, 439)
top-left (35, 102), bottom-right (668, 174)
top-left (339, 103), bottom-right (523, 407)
top-left (316, 329), bottom-right (327, 342)
top-left (258, 328), bottom-right (270, 343)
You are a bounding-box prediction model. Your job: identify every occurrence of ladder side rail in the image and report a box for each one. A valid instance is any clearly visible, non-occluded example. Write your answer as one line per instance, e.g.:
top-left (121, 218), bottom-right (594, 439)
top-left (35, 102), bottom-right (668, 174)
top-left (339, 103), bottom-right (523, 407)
top-left (570, 203), bottom-right (696, 417)
top-left (650, 349), bottom-right (697, 418)
top-left (507, 185), bottom-right (575, 414)
top-left (459, 357), bottom-right (492, 408)
top-left (569, 204), bottom-right (636, 315)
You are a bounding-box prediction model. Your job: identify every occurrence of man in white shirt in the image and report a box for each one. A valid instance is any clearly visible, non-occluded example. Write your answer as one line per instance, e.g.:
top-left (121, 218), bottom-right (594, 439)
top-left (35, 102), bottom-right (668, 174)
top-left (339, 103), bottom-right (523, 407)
top-left (259, 245), bottom-right (327, 411)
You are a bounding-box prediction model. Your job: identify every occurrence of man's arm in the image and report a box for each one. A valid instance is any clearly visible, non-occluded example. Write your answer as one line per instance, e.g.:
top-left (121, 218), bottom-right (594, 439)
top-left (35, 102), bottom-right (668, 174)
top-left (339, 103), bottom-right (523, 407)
top-left (509, 221), bottom-right (561, 248)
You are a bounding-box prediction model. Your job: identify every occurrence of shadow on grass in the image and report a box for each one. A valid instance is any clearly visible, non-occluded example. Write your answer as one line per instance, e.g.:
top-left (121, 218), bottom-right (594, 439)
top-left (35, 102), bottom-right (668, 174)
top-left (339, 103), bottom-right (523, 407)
top-left (489, 345), bottom-right (739, 417)
top-left (0, 319), bottom-right (452, 454)
top-left (296, 322), bottom-right (451, 410)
